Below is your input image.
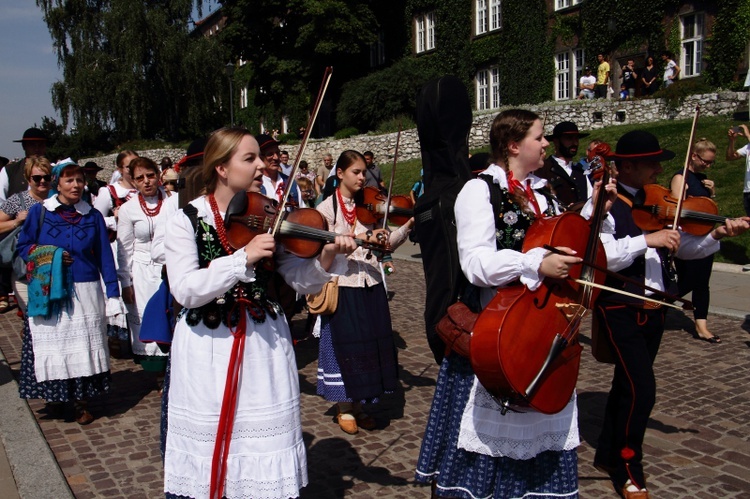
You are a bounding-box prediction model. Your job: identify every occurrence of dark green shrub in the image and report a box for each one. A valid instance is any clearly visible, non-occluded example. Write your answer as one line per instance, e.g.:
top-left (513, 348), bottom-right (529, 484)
top-left (334, 127), bottom-right (360, 140)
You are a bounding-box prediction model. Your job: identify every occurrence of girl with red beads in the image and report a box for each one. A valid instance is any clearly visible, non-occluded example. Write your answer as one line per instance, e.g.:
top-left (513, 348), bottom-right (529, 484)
top-left (315, 150), bottom-right (414, 434)
top-left (163, 128), bottom-right (355, 499)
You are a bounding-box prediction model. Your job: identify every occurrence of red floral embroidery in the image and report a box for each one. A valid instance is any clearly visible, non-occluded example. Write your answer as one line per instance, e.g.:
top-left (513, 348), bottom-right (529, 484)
top-left (620, 447), bottom-right (636, 461)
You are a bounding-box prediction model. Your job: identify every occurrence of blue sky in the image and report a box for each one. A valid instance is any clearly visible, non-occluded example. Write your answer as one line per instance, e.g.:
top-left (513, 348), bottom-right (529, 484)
top-left (0, 1), bottom-right (217, 161)
top-left (0, 2), bottom-right (61, 160)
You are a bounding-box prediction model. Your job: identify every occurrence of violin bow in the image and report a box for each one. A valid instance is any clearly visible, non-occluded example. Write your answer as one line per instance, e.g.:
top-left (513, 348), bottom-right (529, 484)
top-left (672, 104), bottom-right (701, 230)
top-left (381, 122), bottom-right (402, 231)
top-left (272, 66), bottom-right (333, 236)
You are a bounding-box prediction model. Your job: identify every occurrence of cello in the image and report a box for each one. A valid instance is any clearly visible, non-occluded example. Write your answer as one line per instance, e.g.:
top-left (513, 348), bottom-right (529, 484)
top-left (470, 143), bottom-right (613, 415)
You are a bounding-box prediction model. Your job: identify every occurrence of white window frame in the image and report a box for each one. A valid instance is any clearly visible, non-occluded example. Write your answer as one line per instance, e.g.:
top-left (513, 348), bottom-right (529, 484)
top-left (476, 66), bottom-right (500, 111)
top-left (554, 48), bottom-right (585, 101)
top-left (476, 0), bottom-right (501, 36)
top-left (240, 86), bottom-right (248, 109)
top-left (489, 0), bottom-right (501, 31)
top-left (555, 52), bottom-right (570, 100)
top-left (555, 0), bottom-right (579, 10)
top-left (476, 0), bottom-right (488, 35)
top-left (681, 12), bottom-right (705, 78)
top-left (415, 11), bottom-right (436, 53)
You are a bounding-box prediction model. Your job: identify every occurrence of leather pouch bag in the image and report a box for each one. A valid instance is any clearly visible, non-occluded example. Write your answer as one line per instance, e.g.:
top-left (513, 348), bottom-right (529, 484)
top-left (435, 301), bottom-right (477, 358)
top-left (306, 277), bottom-right (339, 315)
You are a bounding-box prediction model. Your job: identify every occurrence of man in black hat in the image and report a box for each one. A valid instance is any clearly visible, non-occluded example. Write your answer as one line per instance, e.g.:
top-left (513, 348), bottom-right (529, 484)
top-left (2, 127), bottom-right (47, 207)
top-left (256, 134), bottom-right (302, 206)
top-left (592, 130), bottom-right (749, 498)
top-left (537, 121), bottom-right (591, 211)
top-left (82, 161), bottom-right (106, 205)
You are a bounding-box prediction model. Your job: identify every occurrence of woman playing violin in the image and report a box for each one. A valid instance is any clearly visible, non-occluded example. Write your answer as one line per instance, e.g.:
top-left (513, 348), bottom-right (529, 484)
top-left (315, 149), bottom-right (414, 435)
top-left (162, 128), bottom-right (355, 499)
top-left (416, 109), bottom-right (585, 499)
top-left (669, 138), bottom-right (720, 343)
top-left (593, 130), bottom-right (748, 499)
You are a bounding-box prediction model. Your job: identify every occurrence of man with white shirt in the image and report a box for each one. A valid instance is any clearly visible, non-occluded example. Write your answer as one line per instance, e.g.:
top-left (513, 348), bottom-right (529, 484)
top-left (256, 134), bottom-right (302, 206)
top-left (592, 130), bottom-right (748, 499)
top-left (537, 121), bottom-right (592, 211)
top-left (279, 150), bottom-right (293, 176)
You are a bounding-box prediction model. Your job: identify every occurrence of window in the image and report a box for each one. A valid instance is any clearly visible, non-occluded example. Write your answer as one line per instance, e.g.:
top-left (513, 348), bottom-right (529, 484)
top-left (476, 0), bottom-right (501, 35)
top-left (415, 11), bottom-right (436, 53)
top-left (240, 87), bottom-right (248, 109)
top-left (682, 12), bottom-right (705, 78)
top-left (476, 67), bottom-right (500, 110)
top-left (555, 0), bottom-right (579, 10)
top-left (554, 49), bottom-right (585, 100)
top-left (556, 52), bottom-right (570, 100)
top-left (370, 30), bottom-right (386, 67)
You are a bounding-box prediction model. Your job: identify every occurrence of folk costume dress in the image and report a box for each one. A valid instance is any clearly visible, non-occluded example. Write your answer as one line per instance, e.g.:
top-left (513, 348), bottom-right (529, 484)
top-left (18, 198), bottom-right (121, 402)
top-left (116, 186), bottom-right (171, 366)
top-left (163, 195), bottom-right (345, 499)
top-left (415, 164), bottom-right (580, 499)
top-left (315, 189), bottom-right (410, 403)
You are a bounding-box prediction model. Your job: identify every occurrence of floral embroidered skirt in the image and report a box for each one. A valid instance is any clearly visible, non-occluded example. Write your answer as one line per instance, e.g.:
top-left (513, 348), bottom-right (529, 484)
top-left (415, 354), bottom-right (578, 499)
top-left (316, 283), bottom-right (398, 403)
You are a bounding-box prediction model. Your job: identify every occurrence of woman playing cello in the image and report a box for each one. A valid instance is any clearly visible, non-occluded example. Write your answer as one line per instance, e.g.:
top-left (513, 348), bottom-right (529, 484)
top-left (162, 127), bottom-right (355, 499)
top-left (415, 109), bottom-right (587, 498)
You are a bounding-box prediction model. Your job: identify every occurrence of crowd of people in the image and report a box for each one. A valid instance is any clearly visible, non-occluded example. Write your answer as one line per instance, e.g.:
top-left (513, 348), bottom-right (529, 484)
top-left (579, 51), bottom-right (680, 100)
top-left (0, 111), bottom-right (748, 499)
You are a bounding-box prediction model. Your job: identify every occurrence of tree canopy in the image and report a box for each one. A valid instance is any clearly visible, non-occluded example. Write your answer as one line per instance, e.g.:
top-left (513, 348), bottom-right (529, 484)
top-left (37, 0), bottom-right (228, 144)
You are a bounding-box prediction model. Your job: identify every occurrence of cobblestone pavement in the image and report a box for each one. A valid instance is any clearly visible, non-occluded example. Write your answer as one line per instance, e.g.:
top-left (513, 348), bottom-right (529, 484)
top-left (0, 260), bottom-right (749, 498)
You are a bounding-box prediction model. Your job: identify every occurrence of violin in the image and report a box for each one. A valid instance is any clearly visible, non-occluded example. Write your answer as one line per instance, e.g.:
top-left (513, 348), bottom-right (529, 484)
top-left (356, 186), bottom-right (414, 226)
top-left (632, 184), bottom-right (730, 236)
top-left (223, 191), bottom-right (390, 258)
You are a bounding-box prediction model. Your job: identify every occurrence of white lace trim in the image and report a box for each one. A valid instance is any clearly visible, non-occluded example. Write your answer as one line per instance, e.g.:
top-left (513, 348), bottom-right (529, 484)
top-left (457, 377), bottom-right (579, 460)
top-left (29, 282), bottom-right (109, 381)
top-left (164, 441), bottom-right (308, 499)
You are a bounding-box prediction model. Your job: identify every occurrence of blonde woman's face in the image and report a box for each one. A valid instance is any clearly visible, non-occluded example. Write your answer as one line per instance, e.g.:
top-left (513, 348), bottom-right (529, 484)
top-left (220, 135), bottom-right (264, 193)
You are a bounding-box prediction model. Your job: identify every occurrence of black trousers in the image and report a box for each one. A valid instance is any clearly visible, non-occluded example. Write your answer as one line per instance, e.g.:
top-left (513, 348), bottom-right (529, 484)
top-left (675, 254), bottom-right (713, 321)
top-left (594, 303), bottom-right (666, 490)
top-left (595, 84), bottom-right (608, 98)
top-left (0, 267), bottom-right (11, 297)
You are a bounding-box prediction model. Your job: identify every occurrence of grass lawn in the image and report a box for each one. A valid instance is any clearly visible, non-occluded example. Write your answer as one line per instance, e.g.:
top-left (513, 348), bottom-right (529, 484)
top-left (382, 114), bottom-right (749, 265)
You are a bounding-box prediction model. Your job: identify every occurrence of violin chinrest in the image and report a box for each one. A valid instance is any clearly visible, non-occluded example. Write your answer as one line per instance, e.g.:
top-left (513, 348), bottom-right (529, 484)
top-left (224, 191), bottom-right (250, 229)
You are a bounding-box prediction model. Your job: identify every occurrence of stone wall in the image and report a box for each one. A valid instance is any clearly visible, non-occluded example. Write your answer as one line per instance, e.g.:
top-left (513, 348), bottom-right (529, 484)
top-left (81, 91), bottom-right (747, 180)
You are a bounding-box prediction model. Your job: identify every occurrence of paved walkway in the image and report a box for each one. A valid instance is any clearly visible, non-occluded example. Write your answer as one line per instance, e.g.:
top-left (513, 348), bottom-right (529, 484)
top-left (0, 255), bottom-right (748, 498)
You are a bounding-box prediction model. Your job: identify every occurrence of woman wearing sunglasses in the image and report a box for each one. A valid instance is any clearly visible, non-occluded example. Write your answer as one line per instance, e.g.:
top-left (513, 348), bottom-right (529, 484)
top-left (0, 156), bottom-right (52, 312)
top-left (670, 138), bottom-right (721, 343)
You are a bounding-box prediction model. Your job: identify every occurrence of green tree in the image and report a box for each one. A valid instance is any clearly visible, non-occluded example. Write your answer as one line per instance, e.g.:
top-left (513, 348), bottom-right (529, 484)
top-left (219, 0), bottom-right (386, 134)
top-left (37, 0), bottom-right (228, 144)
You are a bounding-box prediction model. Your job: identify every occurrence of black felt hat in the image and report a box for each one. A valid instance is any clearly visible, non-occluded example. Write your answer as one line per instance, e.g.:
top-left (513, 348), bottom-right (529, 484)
top-left (255, 133), bottom-right (279, 152)
top-left (13, 127), bottom-right (47, 143)
top-left (610, 130), bottom-right (675, 162)
top-left (83, 161), bottom-right (103, 172)
top-left (545, 121), bottom-right (590, 141)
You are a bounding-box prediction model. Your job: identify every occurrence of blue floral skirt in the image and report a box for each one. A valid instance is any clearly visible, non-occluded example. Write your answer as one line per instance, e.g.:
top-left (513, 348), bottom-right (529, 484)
top-left (19, 316), bottom-right (110, 403)
top-left (316, 284), bottom-right (398, 403)
top-left (415, 354), bottom-right (578, 498)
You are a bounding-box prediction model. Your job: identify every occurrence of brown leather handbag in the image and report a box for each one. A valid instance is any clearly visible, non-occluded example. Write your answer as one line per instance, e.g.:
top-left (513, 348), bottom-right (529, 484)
top-left (306, 277), bottom-right (339, 315)
top-left (435, 301), bottom-right (477, 358)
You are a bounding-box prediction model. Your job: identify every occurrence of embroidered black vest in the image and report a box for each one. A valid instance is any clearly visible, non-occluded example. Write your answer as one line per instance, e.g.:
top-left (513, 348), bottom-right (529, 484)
top-left (182, 210), bottom-right (281, 329)
top-left (479, 174), bottom-right (556, 251)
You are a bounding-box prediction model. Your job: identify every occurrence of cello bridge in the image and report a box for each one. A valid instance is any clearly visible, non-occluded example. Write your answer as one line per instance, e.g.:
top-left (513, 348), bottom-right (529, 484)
top-left (556, 303), bottom-right (587, 322)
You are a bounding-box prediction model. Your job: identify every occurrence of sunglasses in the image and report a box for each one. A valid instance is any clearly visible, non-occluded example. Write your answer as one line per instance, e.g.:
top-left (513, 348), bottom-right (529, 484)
top-left (134, 172), bottom-right (158, 182)
top-left (31, 174), bottom-right (52, 183)
top-left (696, 155), bottom-right (715, 167)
